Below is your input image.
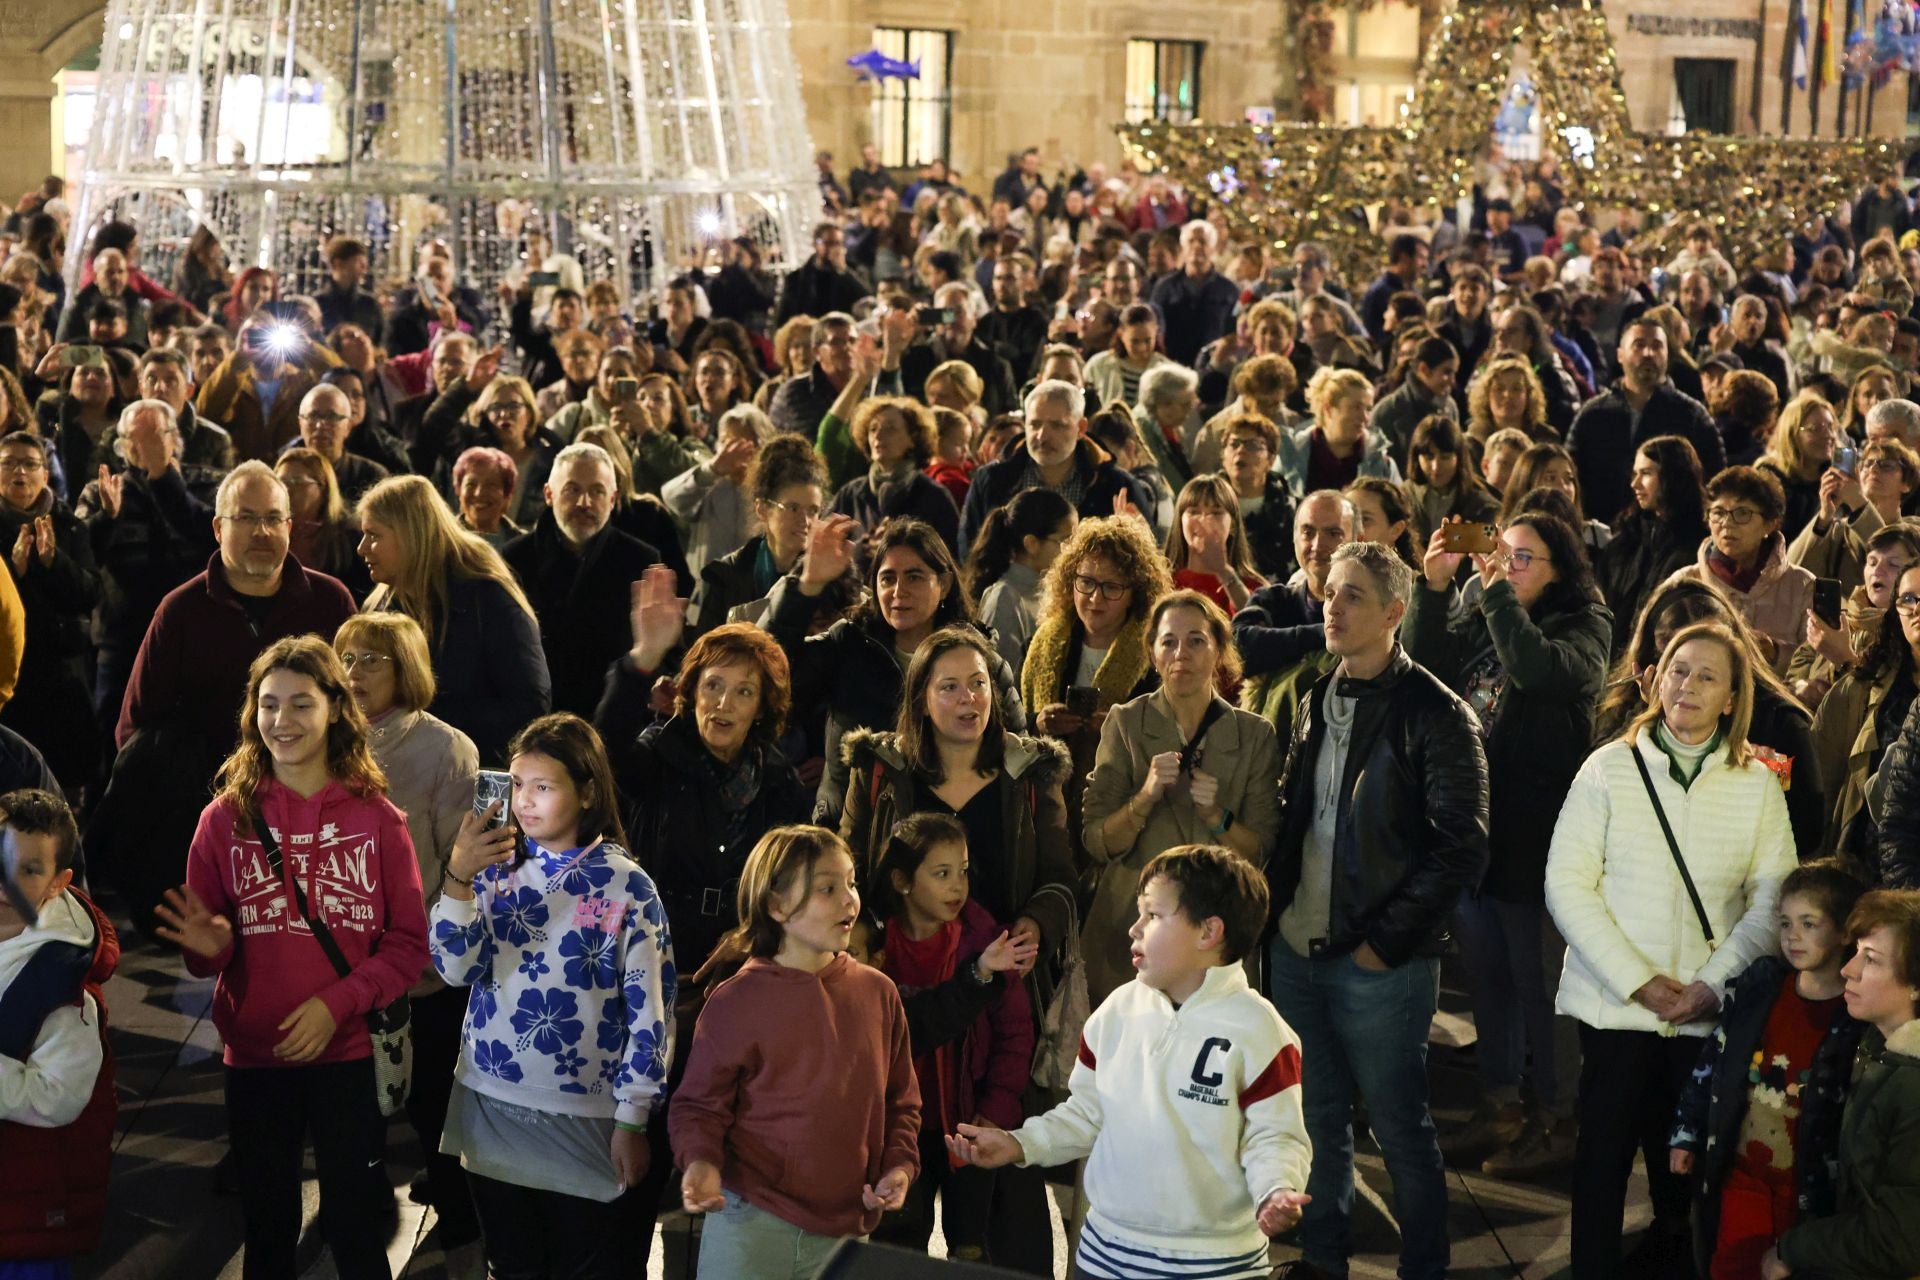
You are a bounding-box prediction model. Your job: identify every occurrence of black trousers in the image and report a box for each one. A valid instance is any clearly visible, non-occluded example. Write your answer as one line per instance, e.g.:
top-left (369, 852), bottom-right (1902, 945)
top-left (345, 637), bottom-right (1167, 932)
top-left (467, 1170), bottom-right (655, 1280)
top-left (226, 1058), bottom-right (393, 1280)
top-left (405, 985), bottom-right (480, 1247)
top-left (1571, 1024), bottom-right (1700, 1280)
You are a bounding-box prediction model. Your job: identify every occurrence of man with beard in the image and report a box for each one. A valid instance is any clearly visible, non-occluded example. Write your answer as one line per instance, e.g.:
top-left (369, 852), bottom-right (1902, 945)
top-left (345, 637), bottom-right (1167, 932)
top-left (1567, 316), bottom-right (1724, 519)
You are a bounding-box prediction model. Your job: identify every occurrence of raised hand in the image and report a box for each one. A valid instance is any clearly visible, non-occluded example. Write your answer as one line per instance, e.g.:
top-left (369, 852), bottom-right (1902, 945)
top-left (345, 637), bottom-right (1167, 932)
top-left (1111, 489), bottom-right (1147, 525)
top-left (946, 1123), bottom-right (1025, 1169)
top-left (976, 929), bottom-right (1040, 976)
top-left (710, 433), bottom-right (758, 483)
top-left (96, 465), bottom-right (125, 520)
top-left (1189, 532), bottom-right (1233, 583)
top-left (799, 514), bottom-right (858, 594)
top-left (1422, 525), bottom-right (1464, 592)
top-left (1140, 750), bottom-right (1182, 803)
top-left (447, 805), bottom-right (518, 885)
top-left (465, 345), bottom-right (506, 393)
top-left (10, 525), bottom-right (31, 577)
top-left (852, 331), bottom-right (885, 385)
top-left (629, 563), bottom-right (686, 672)
top-left (31, 516), bottom-right (54, 567)
top-left (153, 884), bottom-right (234, 958)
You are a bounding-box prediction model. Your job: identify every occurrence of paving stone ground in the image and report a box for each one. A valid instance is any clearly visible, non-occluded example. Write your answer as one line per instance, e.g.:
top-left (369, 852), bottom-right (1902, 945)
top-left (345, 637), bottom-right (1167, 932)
top-left (78, 903), bottom-right (1652, 1279)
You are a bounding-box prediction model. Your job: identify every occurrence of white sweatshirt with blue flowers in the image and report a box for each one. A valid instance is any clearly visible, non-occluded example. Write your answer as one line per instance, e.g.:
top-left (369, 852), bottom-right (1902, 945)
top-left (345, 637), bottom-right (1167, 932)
top-left (430, 839), bottom-right (676, 1127)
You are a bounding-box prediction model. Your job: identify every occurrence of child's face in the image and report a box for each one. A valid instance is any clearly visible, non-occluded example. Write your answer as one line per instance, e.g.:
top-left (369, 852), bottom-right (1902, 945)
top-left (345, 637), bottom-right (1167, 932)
top-left (256, 669), bottom-right (337, 774)
top-left (846, 918), bottom-right (881, 967)
top-left (0, 828), bottom-right (71, 934)
top-left (510, 750), bottom-right (586, 850)
top-left (1779, 892), bottom-right (1847, 973)
top-left (1127, 874), bottom-right (1219, 1000)
top-left (893, 840), bottom-right (970, 929)
top-left (773, 849), bottom-right (861, 958)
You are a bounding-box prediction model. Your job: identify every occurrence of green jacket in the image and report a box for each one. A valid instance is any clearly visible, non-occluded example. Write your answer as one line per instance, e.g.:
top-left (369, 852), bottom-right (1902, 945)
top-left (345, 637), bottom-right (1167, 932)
top-left (1777, 1018), bottom-right (1920, 1279)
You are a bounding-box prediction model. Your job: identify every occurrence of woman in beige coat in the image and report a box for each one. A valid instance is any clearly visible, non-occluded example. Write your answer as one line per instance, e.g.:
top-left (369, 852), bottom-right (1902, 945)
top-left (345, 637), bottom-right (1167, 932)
top-left (1079, 589), bottom-right (1280, 1005)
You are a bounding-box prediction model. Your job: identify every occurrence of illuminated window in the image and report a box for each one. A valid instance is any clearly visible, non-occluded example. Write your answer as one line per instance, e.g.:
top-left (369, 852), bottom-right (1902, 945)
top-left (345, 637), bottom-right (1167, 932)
top-left (1125, 39), bottom-right (1203, 124)
top-left (871, 27), bottom-right (952, 168)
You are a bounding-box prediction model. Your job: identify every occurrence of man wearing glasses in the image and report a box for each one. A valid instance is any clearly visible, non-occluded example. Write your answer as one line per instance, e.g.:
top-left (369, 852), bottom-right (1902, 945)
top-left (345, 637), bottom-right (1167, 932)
top-left (774, 221), bottom-right (872, 326)
top-left (294, 384), bottom-right (390, 505)
top-left (115, 460), bottom-right (355, 760)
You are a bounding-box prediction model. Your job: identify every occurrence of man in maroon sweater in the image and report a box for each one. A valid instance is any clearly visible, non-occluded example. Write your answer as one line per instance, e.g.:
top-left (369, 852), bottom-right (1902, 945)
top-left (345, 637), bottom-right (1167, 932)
top-left (115, 460), bottom-right (355, 756)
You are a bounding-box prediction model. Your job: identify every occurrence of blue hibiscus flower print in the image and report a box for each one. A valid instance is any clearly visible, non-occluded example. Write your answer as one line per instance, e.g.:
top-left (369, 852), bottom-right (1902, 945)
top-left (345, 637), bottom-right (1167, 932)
top-left (473, 1040), bottom-right (523, 1083)
top-left (555, 858), bottom-right (615, 897)
top-left (511, 988), bottom-right (584, 1056)
top-left (596, 994), bottom-right (627, 1053)
top-left (554, 1046), bottom-right (588, 1078)
top-left (491, 887), bottom-right (550, 948)
top-left (469, 979), bottom-right (499, 1029)
top-left (517, 950), bottom-right (551, 981)
top-left (433, 916), bottom-right (476, 956)
top-left (631, 1020), bottom-right (669, 1078)
top-left (560, 927), bottom-right (620, 991)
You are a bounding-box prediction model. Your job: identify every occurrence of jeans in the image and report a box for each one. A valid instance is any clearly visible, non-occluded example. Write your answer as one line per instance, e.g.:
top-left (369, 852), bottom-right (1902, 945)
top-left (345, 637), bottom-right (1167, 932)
top-left (696, 1192), bottom-right (848, 1280)
top-left (466, 1170), bottom-right (650, 1280)
top-left (1266, 941), bottom-right (1448, 1280)
top-left (1452, 893), bottom-right (1579, 1118)
top-left (225, 1059), bottom-right (392, 1280)
top-left (1570, 1026), bottom-right (1700, 1279)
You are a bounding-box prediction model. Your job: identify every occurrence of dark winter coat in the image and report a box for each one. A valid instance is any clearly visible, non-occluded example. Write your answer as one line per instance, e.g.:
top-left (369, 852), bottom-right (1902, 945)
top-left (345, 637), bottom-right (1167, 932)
top-left (1669, 954), bottom-right (1863, 1280)
top-left (957, 439), bottom-right (1152, 558)
top-left (828, 470), bottom-right (961, 556)
top-left (1596, 511), bottom-right (1708, 653)
top-left (502, 513), bottom-right (662, 718)
top-left (1402, 579), bottom-right (1612, 902)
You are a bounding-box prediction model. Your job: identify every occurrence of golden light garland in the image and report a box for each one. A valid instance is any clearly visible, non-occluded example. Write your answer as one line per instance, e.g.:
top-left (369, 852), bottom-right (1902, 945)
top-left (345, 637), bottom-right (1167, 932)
top-left (1124, 0), bottom-right (1913, 282)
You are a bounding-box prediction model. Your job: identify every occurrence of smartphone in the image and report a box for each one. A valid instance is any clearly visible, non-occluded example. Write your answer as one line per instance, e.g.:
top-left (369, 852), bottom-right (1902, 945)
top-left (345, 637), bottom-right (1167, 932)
top-left (610, 376), bottom-right (640, 403)
top-left (1065, 685), bottom-right (1098, 717)
top-left (473, 770), bottom-right (513, 830)
top-left (62, 344), bottom-right (106, 370)
top-left (527, 270), bottom-right (561, 288)
top-left (1834, 443), bottom-right (1859, 477)
top-left (260, 300), bottom-right (305, 324)
top-left (1813, 577), bottom-right (1843, 629)
top-left (1440, 521), bottom-right (1499, 555)
top-left (916, 306), bottom-right (956, 327)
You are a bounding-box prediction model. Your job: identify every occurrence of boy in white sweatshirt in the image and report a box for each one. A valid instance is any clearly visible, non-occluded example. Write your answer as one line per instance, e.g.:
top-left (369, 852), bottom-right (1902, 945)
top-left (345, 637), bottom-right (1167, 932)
top-left (949, 845), bottom-right (1312, 1280)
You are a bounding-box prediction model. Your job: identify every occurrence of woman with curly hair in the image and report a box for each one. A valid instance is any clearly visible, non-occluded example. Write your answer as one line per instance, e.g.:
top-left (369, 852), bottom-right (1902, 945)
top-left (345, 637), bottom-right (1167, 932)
top-left (826, 396), bottom-right (961, 554)
top-left (1022, 515), bottom-right (1173, 834)
top-left (1466, 354), bottom-right (1555, 444)
top-left (1277, 366), bottom-right (1399, 494)
top-left (754, 315), bottom-right (815, 413)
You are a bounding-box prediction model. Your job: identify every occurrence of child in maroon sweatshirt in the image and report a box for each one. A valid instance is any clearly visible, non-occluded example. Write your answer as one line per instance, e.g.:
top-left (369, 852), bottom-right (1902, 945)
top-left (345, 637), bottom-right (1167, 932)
top-left (671, 825), bottom-right (921, 1278)
top-left (156, 637), bottom-right (428, 1280)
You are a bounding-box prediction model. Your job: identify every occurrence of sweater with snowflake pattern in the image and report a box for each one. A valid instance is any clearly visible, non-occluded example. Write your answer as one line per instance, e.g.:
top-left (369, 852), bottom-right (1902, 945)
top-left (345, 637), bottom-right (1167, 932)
top-left (430, 838), bottom-right (676, 1128)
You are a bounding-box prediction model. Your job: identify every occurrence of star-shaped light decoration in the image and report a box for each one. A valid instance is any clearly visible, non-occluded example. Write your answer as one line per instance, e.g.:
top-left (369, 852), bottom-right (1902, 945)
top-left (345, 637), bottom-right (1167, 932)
top-left (1119, 0), bottom-right (1914, 281)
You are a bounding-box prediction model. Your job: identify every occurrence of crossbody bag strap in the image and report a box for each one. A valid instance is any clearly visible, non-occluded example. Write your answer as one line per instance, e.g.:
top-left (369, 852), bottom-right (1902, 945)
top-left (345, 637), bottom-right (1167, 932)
top-left (1628, 746), bottom-right (1717, 949)
top-left (1179, 698), bottom-right (1231, 773)
top-left (253, 807), bottom-right (355, 981)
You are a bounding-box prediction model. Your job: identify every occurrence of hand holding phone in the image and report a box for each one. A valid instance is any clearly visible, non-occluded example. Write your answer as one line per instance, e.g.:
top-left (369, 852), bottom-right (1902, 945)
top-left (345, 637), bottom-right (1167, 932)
top-left (1065, 685), bottom-right (1098, 717)
top-left (1812, 577), bottom-right (1843, 629)
top-left (1439, 521), bottom-right (1498, 555)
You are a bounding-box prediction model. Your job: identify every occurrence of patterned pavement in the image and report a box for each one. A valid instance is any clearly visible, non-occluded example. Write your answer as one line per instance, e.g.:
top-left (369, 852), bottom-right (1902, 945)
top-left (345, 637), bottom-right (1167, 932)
top-left (75, 902), bottom-right (1651, 1279)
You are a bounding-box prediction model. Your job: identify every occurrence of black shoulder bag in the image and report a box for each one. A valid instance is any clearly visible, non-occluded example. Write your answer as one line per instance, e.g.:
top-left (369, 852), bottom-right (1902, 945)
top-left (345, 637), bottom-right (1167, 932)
top-left (254, 810), bottom-right (413, 1114)
top-left (1628, 749), bottom-right (1716, 951)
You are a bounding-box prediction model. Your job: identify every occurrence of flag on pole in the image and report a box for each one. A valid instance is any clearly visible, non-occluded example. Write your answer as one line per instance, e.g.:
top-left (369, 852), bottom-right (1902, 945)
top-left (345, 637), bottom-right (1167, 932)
top-left (1789, 0), bottom-right (1811, 87)
top-left (1819, 0), bottom-right (1839, 87)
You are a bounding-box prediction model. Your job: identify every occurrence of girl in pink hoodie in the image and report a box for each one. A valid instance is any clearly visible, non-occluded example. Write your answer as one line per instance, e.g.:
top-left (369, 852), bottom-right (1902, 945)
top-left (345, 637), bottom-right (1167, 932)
top-left (157, 636), bottom-right (428, 1280)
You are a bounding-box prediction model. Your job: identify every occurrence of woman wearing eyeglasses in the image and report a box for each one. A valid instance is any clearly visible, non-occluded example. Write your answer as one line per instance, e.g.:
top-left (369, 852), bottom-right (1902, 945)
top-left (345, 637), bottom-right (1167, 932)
top-left (689, 435), bottom-right (832, 636)
top-left (330, 612), bottom-right (483, 1269)
top-left (1789, 437), bottom-right (1920, 599)
top-left (1021, 515), bottom-right (1173, 850)
top-left (1403, 510), bottom-right (1612, 1177)
top-left (1665, 465), bottom-right (1815, 675)
top-left (1757, 391), bottom-right (1839, 543)
top-left (1079, 589), bottom-right (1278, 1004)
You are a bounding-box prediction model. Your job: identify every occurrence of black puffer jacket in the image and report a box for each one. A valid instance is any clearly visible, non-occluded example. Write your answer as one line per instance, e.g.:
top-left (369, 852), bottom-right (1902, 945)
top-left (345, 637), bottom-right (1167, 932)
top-left (1872, 695), bottom-right (1920, 887)
top-left (761, 574), bottom-right (1026, 824)
top-left (1268, 646), bottom-right (1490, 965)
top-left (1595, 511), bottom-right (1706, 653)
top-left (1402, 579), bottom-right (1612, 903)
top-left (601, 703), bottom-right (811, 975)
top-left (1669, 954), bottom-right (1862, 1279)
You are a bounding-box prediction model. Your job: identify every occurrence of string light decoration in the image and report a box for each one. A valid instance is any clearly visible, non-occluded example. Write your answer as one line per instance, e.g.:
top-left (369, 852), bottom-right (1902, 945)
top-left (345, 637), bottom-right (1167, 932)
top-left (1125, 0), bottom-right (1914, 281)
top-left (68, 0), bottom-right (819, 314)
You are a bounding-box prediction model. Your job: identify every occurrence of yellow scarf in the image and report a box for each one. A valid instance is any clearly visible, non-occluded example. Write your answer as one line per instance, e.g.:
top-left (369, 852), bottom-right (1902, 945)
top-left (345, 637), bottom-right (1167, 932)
top-left (1020, 613), bottom-right (1151, 713)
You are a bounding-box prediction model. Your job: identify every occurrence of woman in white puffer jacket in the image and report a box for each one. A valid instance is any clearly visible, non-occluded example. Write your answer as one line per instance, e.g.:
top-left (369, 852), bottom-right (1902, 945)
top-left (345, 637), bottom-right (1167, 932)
top-left (1546, 619), bottom-right (1796, 1280)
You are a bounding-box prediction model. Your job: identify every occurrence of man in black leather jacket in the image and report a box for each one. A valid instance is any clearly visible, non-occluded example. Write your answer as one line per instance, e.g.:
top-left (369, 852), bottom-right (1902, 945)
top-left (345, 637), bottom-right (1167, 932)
top-left (1265, 540), bottom-right (1490, 1280)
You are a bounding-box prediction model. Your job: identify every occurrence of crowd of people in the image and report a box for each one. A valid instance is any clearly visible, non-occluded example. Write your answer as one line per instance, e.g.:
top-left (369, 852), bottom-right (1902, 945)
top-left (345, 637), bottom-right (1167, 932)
top-left (2, 145), bottom-right (1920, 1280)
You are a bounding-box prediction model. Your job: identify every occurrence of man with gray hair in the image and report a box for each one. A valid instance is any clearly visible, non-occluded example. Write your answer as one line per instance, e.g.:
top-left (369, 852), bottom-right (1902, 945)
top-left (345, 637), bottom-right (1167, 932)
top-left (1266, 538), bottom-right (1490, 1280)
top-left (295, 382), bottom-right (390, 504)
top-left (1149, 219), bottom-right (1241, 365)
top-left (900, 281), bottom-right (1019, 414)
top-left (956, 378), bottom-right (1152, 555)
top-left (501, 440), bottom-right (666, 716)
top-left (1865, 396), bottom-right (1920, 450)
top-left (769, 310), bottom-right (859, 437)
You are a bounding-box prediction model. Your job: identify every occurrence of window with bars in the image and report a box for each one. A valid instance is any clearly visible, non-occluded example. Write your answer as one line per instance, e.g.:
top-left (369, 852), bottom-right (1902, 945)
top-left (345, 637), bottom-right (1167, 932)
top-left (1124, 39), bottom-right (1203, 124)
top-left (870, 27), bottom-right (952, 168)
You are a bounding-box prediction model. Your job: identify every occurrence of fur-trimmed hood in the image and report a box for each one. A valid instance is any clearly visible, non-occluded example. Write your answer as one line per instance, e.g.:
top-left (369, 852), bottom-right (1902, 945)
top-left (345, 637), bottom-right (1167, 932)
top-left (841, 727), bottom-right (1071, 787)
top-left (1888, 1017), bottom-right (1920, 1064)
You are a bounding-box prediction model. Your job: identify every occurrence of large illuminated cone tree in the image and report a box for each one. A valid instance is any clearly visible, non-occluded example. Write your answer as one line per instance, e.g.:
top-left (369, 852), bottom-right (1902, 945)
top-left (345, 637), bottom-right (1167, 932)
top-left (70, 0), bottom-right (820, 309)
